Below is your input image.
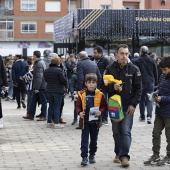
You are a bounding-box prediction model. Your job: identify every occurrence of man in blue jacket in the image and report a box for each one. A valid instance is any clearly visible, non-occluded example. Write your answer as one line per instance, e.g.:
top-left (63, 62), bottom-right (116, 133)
top-left (135, 46), bottom-right (158, 124)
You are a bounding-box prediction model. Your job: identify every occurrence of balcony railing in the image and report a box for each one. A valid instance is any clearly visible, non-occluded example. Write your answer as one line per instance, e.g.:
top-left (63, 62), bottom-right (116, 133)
top-left (0, 8), bottom-right (14, 16)
top-left (0, 30), bottom-right (13, 39)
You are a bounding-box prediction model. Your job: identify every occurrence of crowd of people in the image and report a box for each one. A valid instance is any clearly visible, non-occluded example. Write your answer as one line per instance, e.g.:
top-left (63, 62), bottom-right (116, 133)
top-left (0, 44), bottom-right (170, 168)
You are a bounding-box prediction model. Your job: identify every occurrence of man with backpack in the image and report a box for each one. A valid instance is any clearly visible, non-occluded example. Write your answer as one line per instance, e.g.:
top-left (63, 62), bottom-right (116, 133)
top-left (102, 44), bottom-right (142, 167)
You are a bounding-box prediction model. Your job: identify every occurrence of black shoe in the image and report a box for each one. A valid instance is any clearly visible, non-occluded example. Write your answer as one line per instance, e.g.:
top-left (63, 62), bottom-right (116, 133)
top-left (76, 126), bottom-right (81, 129)
top-left (36, 114), bottom-right (42, 118)
top-left (89, 155), bottom-right (96, 164)
top-left (21, 100), bottom-right (26, 109)
top-left (81, 157), bottom-right (88, 166)
top-left (139, 117), bottom-right (145, 122)
top-left (71, 120), bottom-right (77, 125)
top-left (23, 115), bottom-right (34, 120)
top-left (17, 106), bottom-right (21, 109)
top-left (37, 117), bottom-right (46, 121)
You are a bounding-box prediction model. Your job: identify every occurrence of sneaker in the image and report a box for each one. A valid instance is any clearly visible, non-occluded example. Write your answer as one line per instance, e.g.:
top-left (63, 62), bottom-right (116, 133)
top-left (53, 124), bottom-right (64, 129)
top-left (81, 157), bottom-right (89, 166)
top-left (17, 106), bottom-right (21, 109)
top-left (47, 123), bottom-right (54, 128)
top-left (139, 117), bottom-right (145, 122)
top-left (144, 155), bottom-right (160, 165)
top-left (71, 120), bottom-right (77, 125)
top-left (121, 157), bottom-right (130, 167)
top-left (157, 156), bottom-right (170, 166)
top-left (89, 155), bottom-right (96, 164)
top-left (76, 126), bottom-right (81, 129)
top-left (8, 96), bottom-right (13, 100)
top-left (23, 115), bottom-right (34, 120)
top-left (21, 100), bottom-right (26, 109)
top-left (113, 155), bottom-right (121, 163)
top-left (147, 117), bottom-right (152, 124)
top-left (102, 120), bottom-right (108, 125)
top-left (0, 118), bottom-right (4, 128)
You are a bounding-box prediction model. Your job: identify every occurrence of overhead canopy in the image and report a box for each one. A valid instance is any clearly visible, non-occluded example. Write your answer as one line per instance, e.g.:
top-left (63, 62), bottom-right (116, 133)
top-left (54, 9), bottom-right (170, 43)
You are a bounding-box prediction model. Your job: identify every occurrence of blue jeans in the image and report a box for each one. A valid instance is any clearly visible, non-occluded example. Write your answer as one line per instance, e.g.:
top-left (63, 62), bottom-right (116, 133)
top-left (139, 83), bottom-right (154, 119)
top-left (102, 92), bottom-right (108, 122)
top-left (81, 122), bottom-right (99, 158)
top-left (47, 93), bottom-right (63, 124)
top-left (8, 82), bottom-right (13, 98)
top-left (29, 89), bottom-right (47, 118)
top-left (112, 112), bottom-right (133, 160)
top-left (73, 101), bottom-right (78, 121)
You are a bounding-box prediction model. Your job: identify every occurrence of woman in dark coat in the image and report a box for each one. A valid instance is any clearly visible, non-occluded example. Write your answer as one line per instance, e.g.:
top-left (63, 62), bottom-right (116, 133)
top-left (0, 55), bottom-right (8, 128)
top-left (44, 55), bottom-right (67, 129)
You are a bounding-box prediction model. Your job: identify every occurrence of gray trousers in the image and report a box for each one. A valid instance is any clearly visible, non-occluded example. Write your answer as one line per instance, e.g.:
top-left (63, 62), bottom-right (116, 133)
top-left (152, 114), bottom-right (170, 156)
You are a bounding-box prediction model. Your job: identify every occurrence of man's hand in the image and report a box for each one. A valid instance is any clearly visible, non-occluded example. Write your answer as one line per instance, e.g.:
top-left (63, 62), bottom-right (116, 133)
top-left (79, 112), bottom-right (85, 119)
top-left (114, 84), bottom-right (122, 92)
top-left (155, 95), bottom-right (161, 103)
top-left (127, 105), bottom-right (135, 115)
top-left (95, 111), bottom-right (101, 117)
top-left (35, 90), bottom-right (39, 93)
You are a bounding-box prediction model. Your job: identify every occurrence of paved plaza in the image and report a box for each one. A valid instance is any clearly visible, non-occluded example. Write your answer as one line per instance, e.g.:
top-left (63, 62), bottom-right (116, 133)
top-left (0, 97), bottom-right (169, 170)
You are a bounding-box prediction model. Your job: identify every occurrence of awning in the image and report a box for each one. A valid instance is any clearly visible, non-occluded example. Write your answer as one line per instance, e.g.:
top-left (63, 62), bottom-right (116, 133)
top-left (54, 9), bottom-right (170, 43)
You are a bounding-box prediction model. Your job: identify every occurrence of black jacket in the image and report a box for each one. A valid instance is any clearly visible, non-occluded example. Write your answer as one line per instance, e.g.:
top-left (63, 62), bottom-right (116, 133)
top-left (135, 54), bottom-right (158, 86)
top-left (102, 61), bottom-right (142, 112)
top-left (95, 55), bottom-right (109, 76)
top-left (155, 73), bottom-right (170, 117)
top-left (0, 56), bottom-right (8, 87)
top-left (44, 64), bottom-right (67, 94)
top-left (77, 57), bottom-right (101, 91)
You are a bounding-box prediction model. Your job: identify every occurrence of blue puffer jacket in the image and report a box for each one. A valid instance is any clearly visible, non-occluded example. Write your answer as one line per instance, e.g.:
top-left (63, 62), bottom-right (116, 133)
top-left (155, 73), bottom-right (170, 117)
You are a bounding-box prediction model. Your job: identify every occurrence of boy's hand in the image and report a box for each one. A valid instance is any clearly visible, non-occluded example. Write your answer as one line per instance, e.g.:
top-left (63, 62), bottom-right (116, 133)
top-left (114, 84), bottom-right (122, 92)
top-left (79, 112), bottom-right (85, 119)
top-left (155, 96), bottom-right (161, 103)
top-left (95, 111), bottom-right (101, 117)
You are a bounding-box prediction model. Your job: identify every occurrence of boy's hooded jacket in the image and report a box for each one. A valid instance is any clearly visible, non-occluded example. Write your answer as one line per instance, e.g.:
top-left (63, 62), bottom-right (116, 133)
top-left (76, 88), bottom-right (107, 129)
top-left (156, 73), bottom-right (170, 117)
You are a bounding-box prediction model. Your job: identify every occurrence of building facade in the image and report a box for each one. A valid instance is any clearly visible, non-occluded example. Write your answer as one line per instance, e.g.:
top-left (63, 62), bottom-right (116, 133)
top-left (145, 0), bottom-right (170, 9)
top-left (80, 0), bottom-right (145, 9)
top-left (0, 0), bottom-right (79, 57)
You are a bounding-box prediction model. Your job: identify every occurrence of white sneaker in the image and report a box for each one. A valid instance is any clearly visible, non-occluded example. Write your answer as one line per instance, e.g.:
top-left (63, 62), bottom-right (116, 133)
top-left (0, 118), bottom-right (4, 128)
top-left (54, 124), bottom-right (64, 129)
top-left (147, 117), bottom-right (152, 124)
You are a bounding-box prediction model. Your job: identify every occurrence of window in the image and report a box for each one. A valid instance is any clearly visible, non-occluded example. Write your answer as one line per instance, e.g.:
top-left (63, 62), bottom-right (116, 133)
top-left (45, 1), bottom-right (61, 12)
top-left (21, 22), bottom-right (37, 33)
top-left (45, 23), bottom-right (53, 33)
top-left (123, 2), bottom-right (139, 9)
top-left (0, 19), bottom-right (13, 39)
top-left (5, 0), bottom-right (13, 10)
top-left (21, 0), bottom-right (37, 11)
top-left (101, 5), bottom-right (111, 9)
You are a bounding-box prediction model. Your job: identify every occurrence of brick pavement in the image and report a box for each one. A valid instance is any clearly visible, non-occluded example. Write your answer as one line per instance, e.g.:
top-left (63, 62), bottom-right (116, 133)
top-left (0, 97), bottom-right (168, 170)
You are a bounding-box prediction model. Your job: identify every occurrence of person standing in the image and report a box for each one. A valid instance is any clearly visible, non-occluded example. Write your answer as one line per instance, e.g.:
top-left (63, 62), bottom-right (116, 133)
top-left (93, 46), bottom-right (109, 125)
top-left (12, 54), bottom-right (27, 109)
top-left (23, 51), bottom-right (47, 121)
top-left (102, 44), bottom-right (142, 167)
top-left (0, 55), bottom-right (8, 128)
top-left (76, 73), bottom-right (107, 166)
top-left (135, 46), bottom-right (158, 124)
top-left (144, 56), bottom-right (170, 166)
top-left (44, 56), bottom-right (67, 128)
